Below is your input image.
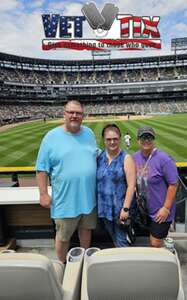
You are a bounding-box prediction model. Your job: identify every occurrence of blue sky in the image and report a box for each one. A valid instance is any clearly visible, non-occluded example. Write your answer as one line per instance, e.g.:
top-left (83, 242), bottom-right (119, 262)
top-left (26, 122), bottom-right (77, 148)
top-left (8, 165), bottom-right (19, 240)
top-left (0, 0), bottom-right (186, 60)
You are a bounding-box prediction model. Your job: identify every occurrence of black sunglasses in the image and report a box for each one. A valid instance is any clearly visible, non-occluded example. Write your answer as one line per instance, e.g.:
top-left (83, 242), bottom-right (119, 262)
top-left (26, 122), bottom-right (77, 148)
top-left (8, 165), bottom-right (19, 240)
top-left (140, 134), bottom-right (155, 141)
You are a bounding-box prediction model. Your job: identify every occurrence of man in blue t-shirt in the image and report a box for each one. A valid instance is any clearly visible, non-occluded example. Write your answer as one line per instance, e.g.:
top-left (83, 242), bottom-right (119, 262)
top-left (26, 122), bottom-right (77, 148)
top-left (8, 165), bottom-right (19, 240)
top-left (36, 100), bottom-right (98, 263)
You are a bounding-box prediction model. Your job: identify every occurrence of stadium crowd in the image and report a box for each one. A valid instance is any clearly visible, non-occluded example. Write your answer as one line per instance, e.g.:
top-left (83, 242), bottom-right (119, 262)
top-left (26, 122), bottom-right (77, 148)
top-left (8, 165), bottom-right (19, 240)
top-left (0, 100), bottom-right (187, 126)
top-left (0, 53), bottom-right (186, 126)
top-left (0, 65), bottom-right (187, 85)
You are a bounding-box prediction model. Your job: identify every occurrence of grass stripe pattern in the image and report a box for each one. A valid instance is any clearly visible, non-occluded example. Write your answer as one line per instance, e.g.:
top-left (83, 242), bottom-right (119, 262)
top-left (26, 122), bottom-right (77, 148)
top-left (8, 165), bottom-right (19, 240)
top-left (0, 114), bottom-right (186, 167)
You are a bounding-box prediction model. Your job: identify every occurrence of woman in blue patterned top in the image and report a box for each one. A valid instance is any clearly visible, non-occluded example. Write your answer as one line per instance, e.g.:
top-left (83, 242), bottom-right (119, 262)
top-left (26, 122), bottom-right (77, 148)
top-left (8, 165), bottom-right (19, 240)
top-left (97, 124), bottom-right (136, 247)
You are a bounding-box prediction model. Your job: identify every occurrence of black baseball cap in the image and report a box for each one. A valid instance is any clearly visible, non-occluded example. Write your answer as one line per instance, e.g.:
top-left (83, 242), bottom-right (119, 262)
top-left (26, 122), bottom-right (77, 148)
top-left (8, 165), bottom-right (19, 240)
top-left (137, 126), bottom-right (155, 138)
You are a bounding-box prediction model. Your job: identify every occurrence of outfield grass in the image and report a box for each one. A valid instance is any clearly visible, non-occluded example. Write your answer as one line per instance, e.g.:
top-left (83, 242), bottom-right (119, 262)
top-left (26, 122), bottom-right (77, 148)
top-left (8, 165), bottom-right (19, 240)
top-left (0, 114), bottom-right (186, 167)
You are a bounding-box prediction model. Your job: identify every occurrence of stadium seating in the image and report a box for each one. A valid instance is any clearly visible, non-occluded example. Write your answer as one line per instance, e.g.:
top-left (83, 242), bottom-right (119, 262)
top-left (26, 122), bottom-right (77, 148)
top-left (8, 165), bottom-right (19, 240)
top-left (0, 247), bottom-right (85, 300)
top-left (81, 247), bottom-right (185, 300)
top-left (0, 52), bottom-right (187, 125)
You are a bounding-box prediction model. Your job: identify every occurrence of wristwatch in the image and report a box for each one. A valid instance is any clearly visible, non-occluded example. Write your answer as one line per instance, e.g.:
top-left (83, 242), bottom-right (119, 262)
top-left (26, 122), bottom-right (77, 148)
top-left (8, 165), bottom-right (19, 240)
top-left (123, 207), bottom-right (129, 212)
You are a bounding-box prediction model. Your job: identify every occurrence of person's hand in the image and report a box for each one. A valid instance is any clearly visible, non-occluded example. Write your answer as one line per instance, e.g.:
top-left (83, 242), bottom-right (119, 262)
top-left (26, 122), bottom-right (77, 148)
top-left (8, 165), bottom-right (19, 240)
top-left (40, 193), bottom-right (52, 208)
top-left (155, 207), bottom-right (170, 223)
top-left (120, 208), bottom-right (129, 221)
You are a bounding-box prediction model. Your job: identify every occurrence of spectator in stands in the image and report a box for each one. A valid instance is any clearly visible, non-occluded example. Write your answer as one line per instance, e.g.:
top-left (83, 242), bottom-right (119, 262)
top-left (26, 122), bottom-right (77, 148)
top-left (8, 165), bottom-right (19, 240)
top-left (133, 126), bottom-right (178, 248)
top-left (0, 100), bottom-right (185, 127)
top-left (97, 124), bottom-right (136, 247)
top-left (124, 132), bottom-right (131, 149)
top-left (36, 100), bottom-right (98, 263)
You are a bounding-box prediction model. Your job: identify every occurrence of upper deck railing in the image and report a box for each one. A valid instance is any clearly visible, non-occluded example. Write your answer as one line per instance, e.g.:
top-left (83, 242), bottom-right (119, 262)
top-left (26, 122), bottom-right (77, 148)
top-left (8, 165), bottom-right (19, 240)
top-left (0, 162), bottom-right (187, 174)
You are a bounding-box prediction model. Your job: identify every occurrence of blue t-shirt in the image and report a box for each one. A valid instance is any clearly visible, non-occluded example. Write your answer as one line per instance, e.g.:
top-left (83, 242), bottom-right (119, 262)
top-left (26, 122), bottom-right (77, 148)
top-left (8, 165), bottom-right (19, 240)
top-left (97, 150), bottom-right (127, 221)
top-left (36, 125), bottom-right (97, 218)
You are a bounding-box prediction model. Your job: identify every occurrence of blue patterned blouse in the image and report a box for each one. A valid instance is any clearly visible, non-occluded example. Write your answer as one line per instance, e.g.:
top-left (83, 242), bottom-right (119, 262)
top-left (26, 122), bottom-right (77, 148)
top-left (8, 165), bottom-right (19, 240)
top-left (97, 150), bottom-right (127, 221)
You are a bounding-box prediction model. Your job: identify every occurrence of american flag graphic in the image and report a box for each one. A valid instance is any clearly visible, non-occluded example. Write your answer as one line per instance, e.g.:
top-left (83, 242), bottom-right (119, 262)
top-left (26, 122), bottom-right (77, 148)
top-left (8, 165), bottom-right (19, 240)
top-left (42, 14), bottom-right (161, 51)
top-left (42, 14), bottom-right (59, 38)
top-left (42, 14), bottom-right (84, 38)
top-left (142, 17), bottom-right (160, 38)
top-left (120, 15), bottom-right (132, 38)
top-left (120, 16), bottom-right (160, 38)
top-left (133, 17), bottom-right (141, 37)
top-left (42, 38), bottom-right (161, 51)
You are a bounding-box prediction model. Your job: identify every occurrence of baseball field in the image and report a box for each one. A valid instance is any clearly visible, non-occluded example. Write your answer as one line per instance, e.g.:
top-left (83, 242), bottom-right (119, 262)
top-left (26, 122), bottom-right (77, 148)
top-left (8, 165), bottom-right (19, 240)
top-left (0, 113), bottom-right (186, 167)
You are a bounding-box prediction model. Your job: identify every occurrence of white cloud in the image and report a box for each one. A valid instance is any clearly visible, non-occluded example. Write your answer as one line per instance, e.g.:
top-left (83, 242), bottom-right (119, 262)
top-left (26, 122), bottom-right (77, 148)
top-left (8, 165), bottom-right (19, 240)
top-left (47, 1), bottom-right (82, 15)
top-left (150, 0), bottom-right (187, 16)
top-left (0, 0), bottom-right (186, 60)
top-left (115, 0), bottom-right (187, 16)
top-left (46, 1), bottom-right (65, 12)
top-left (0, 12), bottom-right (42, 56)
top-left (28, 0), bottom-right (45, 9)
top-left (0, 10), bottom-right (92, 60)
top-left (173, 22), bottom-right (187, 35)
top-left (0, 0), bottom-right (19, 12)
top-left (183, 10), bottom-right (187, 17)
top-left (46, 0), bottom-right (187, 16)
top-left (63, 3), bottom-right (82, 15)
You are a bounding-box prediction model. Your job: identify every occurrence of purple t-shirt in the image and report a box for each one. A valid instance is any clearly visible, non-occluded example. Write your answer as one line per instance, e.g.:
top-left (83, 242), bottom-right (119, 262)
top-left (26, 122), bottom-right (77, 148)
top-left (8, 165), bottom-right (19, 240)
top-left (133, 149), bottom-right (178, 222)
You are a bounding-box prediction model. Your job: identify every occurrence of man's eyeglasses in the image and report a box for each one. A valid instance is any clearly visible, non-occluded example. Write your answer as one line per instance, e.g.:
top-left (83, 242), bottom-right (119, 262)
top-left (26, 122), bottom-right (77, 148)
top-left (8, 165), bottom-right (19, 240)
top-left (105, 138), bottom-right (120, 143)
top-left (140, 134), bottom-right (155, 141)
top-left (65, 111), bottom-right (83, 117)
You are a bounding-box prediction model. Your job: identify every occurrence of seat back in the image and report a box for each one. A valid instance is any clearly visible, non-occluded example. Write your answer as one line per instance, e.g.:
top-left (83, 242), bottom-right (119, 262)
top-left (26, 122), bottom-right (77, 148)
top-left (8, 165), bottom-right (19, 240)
top-left (81, 247), bottom-right (100, 300)
top-left (85, 247), bottom-right (183, 300)
top-left (0, 252), bottom-right (64, 300)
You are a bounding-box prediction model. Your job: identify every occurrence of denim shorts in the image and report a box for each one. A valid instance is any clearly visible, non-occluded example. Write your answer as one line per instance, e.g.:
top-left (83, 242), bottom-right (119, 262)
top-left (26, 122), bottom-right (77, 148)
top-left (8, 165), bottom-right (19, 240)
top-left (102, 218), bottom-right (129, 247)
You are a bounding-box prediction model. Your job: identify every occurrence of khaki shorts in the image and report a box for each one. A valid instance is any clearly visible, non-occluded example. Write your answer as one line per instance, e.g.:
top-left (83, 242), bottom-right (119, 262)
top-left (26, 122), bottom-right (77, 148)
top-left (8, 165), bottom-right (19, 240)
top-left (54, 208), bottom-right (97, 242)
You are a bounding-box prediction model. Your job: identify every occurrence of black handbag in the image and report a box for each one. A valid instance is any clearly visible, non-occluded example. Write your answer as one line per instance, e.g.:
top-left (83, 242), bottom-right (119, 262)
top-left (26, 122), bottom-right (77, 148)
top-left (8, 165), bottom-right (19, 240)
top-left (115, 217), bottom-right (136, 245)
top-left (135, 194), bottom-right (151, 229)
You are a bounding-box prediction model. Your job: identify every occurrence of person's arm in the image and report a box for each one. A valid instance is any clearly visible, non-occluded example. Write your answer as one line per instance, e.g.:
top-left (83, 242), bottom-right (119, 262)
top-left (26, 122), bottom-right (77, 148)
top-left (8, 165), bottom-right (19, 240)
top-left (120, 154), bottom-right (136, 220)
top-left (36, 171), bottom-right (52, 208)
top-left (155, 183), bottom-right (178, 223)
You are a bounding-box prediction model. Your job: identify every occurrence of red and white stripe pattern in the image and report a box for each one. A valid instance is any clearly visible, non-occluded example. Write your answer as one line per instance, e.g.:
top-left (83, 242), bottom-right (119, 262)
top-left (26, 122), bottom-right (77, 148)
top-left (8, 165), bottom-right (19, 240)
top-left (42, 38), bottom-right (161, 51)
top-left (142, 17), bottom-right (160, 38)
top-left (120, 15), bottom-right (132, 38)
top-left (133, 16), bottom-right (141, 38)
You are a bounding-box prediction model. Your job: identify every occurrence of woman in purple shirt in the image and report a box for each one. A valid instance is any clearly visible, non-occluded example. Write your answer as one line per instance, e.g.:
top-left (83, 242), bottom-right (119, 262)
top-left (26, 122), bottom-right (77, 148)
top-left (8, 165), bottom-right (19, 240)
top-left (133, 126), bottom-right (178, 248)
